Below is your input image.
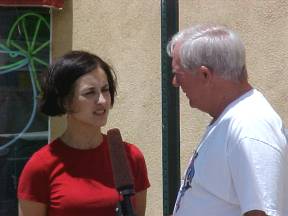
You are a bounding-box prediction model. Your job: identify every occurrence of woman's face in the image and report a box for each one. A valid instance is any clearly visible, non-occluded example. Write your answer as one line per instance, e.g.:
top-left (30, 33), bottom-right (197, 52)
top-left (66, 67), bottom-right (111, 128)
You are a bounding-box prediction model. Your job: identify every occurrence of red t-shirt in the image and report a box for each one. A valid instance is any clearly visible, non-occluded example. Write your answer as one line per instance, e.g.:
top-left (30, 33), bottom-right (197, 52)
top-left (18, 135), bottom-right (150, 216)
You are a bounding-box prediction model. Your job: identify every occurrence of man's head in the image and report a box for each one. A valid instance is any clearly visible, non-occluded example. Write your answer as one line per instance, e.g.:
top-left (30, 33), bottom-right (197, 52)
top-left (167, 24), bottom-right (250, 115)
top-left (167, 24), bottom-right (247, 81)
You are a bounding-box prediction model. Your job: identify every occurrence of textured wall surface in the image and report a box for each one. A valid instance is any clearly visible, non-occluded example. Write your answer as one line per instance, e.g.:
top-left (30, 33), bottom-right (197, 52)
top-left (50, 0), bottom-right (72, 139)
top-left (51, 0), bottom-right (288, 215)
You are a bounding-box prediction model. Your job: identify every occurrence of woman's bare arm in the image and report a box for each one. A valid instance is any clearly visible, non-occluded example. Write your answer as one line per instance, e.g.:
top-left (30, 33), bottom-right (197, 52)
top-left (135, 189), bottom-right (147, 216)
top-left (18, 199), bottom-right (47, 216)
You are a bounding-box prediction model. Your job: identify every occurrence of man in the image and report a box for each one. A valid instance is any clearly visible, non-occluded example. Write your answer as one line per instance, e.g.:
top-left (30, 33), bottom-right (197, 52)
top-left (167, 24), bottom-right (288, 216)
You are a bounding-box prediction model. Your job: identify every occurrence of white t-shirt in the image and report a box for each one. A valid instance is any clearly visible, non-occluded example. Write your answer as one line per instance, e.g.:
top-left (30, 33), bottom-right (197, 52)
top-left (174, 89), bottom-right (288, 216)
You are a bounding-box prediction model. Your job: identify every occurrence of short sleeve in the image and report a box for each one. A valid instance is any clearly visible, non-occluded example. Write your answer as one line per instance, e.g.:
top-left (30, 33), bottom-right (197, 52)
top-left (228, 137), bottom-right (285, 216)
top-left (17, 153), bottom-right (49, 204)
top-left (126, 144), bottom-right (150, 193)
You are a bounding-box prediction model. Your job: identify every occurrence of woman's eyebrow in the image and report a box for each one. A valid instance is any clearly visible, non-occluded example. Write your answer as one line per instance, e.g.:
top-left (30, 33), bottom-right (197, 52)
top-left (80, 86), bottom-right (96, 92)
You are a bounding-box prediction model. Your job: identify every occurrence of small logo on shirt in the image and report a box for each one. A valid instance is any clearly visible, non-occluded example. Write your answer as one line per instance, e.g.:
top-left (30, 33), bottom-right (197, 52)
top-left (174, 151), bottom-right (198, 213)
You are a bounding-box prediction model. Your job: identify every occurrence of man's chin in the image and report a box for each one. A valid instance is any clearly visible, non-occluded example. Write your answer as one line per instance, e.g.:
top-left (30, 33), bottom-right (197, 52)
top-left (189, 100), bottom-right (195, 108)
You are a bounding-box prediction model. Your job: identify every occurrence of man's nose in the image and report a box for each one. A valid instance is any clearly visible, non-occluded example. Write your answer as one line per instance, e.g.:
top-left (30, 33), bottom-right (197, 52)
top-left (172, 75), bottom-right (180, 87)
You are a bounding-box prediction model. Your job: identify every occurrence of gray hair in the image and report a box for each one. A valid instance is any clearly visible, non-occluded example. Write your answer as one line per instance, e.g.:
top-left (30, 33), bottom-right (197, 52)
top-left (167, 24), bottom-right (247, 81)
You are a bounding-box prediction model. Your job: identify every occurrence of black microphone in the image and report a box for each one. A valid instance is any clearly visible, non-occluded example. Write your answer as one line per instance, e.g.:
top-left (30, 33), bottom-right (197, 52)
top-left (107, 128), bottom-right (136, 216)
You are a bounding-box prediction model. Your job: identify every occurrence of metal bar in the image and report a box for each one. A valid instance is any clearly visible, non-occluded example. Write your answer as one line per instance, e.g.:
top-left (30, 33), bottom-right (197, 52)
top-left (161, 0), bottom-right (180, 215)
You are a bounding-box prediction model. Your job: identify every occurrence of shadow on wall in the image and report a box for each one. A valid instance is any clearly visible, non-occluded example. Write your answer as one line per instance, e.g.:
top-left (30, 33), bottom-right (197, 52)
top-left (50, 0), bottom-right (73, 140)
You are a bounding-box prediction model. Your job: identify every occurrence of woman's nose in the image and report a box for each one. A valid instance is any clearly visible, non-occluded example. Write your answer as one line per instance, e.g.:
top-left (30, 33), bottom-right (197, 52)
top-left (97, 93), bottom-right (106, 104)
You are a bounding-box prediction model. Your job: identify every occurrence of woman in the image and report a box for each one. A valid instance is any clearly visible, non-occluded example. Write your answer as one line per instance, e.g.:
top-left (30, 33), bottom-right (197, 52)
top-left (18, 51), bottom-right (150, 216)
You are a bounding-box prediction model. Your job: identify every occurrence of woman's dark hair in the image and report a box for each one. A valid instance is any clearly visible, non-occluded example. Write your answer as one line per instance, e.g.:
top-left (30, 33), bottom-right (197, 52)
top-left (39, 50), bottom-right (117, 116)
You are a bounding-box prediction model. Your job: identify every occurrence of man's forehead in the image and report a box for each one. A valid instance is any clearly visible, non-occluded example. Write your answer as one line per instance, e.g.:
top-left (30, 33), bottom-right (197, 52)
top-left (171, 42), bottom-right (182, 56)
top-left (172, 51), bottom-right (181, 69)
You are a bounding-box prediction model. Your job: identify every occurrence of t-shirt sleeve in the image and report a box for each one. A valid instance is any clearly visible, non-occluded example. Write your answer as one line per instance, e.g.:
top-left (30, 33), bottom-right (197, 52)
top-left (17, 152), bottom-right (49, 204)
top-left (228, 137), bottom-right (285, 216)
top-left (126, 143), bottom-right (150, 193)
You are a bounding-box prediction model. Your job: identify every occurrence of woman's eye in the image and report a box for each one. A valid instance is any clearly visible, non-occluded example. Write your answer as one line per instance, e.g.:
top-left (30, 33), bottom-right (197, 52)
top-left (102, 88), bottom-right (109, 92)
top-left (84, 91), bottom-right (94, 95)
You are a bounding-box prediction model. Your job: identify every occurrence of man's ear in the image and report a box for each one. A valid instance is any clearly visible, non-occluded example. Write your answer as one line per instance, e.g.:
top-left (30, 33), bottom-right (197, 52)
top-left (199, 66), bottom-right (213, 81)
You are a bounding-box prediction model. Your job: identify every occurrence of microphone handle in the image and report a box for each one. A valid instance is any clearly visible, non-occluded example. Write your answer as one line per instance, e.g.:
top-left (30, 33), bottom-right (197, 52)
top-left (120, 194), bottom-right (136, 216)
top-left (115, 201), bottom-right (123, 216)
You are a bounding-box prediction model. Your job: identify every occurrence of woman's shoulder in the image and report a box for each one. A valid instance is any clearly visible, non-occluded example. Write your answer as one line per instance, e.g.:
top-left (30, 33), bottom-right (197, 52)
top-left (25, 138), bottom-right (62, 168)
top-left (123, 141), bottom-right (150, 190)
top-left (102, 133), bottom-right (145, 162)
top-left (123, 141), bottom-right (146, 164)
top-left (103, 133), bottom-right (143, 156)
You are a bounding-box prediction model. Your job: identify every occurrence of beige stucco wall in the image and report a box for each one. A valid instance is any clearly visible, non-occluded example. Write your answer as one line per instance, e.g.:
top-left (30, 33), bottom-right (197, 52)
top-left (51, 1), bottom-right (288, 215)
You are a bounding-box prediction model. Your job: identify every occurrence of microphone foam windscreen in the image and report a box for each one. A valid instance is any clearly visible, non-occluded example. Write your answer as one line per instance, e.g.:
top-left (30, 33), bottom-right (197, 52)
top-left (107, 128), bottom-right (134, 191)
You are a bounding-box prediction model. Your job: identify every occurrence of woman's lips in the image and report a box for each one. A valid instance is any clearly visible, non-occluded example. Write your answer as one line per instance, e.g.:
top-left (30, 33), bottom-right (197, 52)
top-left (93, 110), bottom-right (106, 115)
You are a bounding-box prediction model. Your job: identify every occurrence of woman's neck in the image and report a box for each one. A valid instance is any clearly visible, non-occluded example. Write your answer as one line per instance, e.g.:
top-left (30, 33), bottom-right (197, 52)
top-left (60, 124), bottom-right (103, 150)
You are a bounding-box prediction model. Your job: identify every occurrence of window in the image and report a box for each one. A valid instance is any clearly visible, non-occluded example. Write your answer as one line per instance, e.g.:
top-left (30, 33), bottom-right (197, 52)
top-left (0, 7), bottom-right (50, 215)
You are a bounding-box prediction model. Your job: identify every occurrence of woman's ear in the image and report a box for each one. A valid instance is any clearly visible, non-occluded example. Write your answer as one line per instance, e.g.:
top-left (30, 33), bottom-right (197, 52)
top-left (61, 97), bottom-right (72, 114)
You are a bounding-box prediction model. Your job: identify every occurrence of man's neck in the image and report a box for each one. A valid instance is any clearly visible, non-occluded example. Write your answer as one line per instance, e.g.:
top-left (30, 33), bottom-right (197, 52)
top-left (209, 80), bottom-right (252, 121)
